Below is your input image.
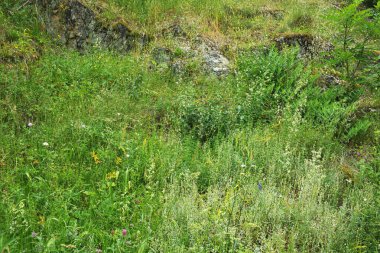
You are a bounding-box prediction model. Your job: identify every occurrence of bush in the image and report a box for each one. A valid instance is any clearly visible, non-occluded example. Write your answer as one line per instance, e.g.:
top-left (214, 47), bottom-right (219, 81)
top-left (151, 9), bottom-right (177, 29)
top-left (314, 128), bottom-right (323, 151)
top-left (328, 0), bottom-right (380, 81)
top-left (236, 47), bottom-right (315, 124)
top-left (175, 95), bottom-right (232, 142)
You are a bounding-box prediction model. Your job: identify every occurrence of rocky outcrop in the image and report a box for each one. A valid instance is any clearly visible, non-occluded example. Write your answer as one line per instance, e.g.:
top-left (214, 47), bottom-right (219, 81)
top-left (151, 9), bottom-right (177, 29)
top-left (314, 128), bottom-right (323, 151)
top-left (317, 74), bottom-right (345, 90)
top-left (152, 47), bottom-right (174, 65)
top-left (274, 33), bottom-right (333, 58)
top-left (195, 37), bottom-right (230, 76)
top-left (150, 36), bottom-right (230, 77)
top-left (161, 24), bottom-right (187, 38)
top-left (37, 0), bottom-right (149, 51)
top-left (36, 1), bottom-right (230, 76)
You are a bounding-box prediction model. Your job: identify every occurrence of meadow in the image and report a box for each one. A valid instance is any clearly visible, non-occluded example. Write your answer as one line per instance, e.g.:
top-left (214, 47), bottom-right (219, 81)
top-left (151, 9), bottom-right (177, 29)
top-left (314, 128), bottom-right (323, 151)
top-left (0, 0), bottom-right (379, 252)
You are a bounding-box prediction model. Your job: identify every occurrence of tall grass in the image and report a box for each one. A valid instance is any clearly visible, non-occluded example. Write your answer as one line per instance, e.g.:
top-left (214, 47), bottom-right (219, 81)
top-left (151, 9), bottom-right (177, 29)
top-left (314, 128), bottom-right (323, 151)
top-left (111, 0), bottom-right (227, 23)
top-left (0, 0), bottom-right (379, 252)
top-left (1, 45), bottom-right (379, 252)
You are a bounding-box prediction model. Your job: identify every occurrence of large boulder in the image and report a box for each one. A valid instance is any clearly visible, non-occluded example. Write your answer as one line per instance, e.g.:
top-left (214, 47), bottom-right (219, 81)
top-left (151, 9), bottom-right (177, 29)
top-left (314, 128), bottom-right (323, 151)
top-left (37, 0), bottom-right (149, 51)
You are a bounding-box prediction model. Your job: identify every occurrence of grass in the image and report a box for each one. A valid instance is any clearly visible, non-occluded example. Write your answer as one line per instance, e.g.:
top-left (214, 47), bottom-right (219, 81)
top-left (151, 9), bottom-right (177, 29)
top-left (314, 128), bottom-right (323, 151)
top-left (1, 0), bottom-right (379, 252)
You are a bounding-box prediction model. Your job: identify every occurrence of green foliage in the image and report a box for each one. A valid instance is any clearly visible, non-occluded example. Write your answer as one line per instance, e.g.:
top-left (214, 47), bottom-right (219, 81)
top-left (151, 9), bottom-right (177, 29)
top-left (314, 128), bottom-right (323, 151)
top-left (111, 0), bottom-right (226, 23)
top-left (328, 0), bottom-right (380, 81)
top-left (176, 96), bottom-right (232, 142)
top-left (345, 118), bottom-right (372, 142)
top-left (237, 47), bottom-right (314, 123)
top-left (0, 0), bottom-right (379, 252)
top-left (349, 151), bottom-right (380, 251)
top-left (0, 1), bottom-right (48, 62)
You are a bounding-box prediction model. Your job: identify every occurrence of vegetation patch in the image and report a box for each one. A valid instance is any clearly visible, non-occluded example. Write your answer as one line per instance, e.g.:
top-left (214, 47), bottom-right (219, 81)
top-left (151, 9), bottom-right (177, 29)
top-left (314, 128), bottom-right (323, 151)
top-left (0, 0), bottom-right (379, 252)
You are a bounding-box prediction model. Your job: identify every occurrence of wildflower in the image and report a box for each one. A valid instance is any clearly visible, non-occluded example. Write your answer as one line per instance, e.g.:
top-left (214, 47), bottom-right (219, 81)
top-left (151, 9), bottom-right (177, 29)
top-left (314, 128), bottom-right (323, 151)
top-left (258, 182), bottom-right (263, 191)
top-left (241, 164), bottom-right (247, 168)
top-left (122, 229), bottom-right (127, 236)
top-left (42, 142), bottom-right (49, 147)
top-left (27, 122), bottom-right (33, 127)
top-left (81, 124), bottom-right (86, 129)
top-left (91, 151), bottom-right (101, 164)
top-left (117, 113), bottom-right (121, 116)
top-left (106, 171), bottom-right (119, 180)
top-left (115, 157), bottom-right (122, 165)
top-left (61, 244), bottom-right (76, 249)
top-left (96, 249), bottom-right (102, 253)
top-left (31, 231), bottom-right (38, 238)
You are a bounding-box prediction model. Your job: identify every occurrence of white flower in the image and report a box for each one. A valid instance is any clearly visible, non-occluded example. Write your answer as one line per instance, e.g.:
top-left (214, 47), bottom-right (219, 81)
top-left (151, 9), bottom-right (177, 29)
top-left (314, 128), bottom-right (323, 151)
top-left (81, 124), bottom-right (86, 129)
top-left (126, 154), bottom-right (130, 158)
top-left (241, 164), bottom-right (246, 168)
top-left (27, 122), bottom-right (33, 127)
top-left (117, 113), bottom-right (121, 116)
top-left (42, 142), bottom-right (49, 147)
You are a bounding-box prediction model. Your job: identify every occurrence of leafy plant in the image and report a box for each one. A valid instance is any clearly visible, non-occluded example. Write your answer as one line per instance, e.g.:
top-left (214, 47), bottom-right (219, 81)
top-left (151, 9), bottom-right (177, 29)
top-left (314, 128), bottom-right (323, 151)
top-left (176, 95), bottom-right (232, 142)
top-left (236, 47), bottom-right (314, 123)
top-left (328, 0), bottom-right (380, 80)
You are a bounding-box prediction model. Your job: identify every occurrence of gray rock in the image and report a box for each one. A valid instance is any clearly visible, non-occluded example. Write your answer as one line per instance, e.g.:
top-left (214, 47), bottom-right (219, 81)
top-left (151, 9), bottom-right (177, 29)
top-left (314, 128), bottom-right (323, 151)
top-left (195, 37), bottom-right (230, 76)
top-left (171, 59), bottom-right (187, 75)
top-left (37, 0), bottom-right (149, 52)
top-left (150, 35), bottom-right (230, 76)
top-left (203, 50), bottom-right (230, 76)
top-left (162, 24), bottom-right (187, 38)
top-left (151, 47), bottom-right (173, 64)
top-left (317, 74), bottom-right (344, 90)
top-left (275, 34), bottom-right (333, 58)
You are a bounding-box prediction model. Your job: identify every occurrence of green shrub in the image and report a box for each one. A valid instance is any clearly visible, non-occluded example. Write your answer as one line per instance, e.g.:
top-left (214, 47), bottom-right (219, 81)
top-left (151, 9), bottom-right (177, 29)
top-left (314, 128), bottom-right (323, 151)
top-left (236, 47), bottom-right (314, 123)
top-left (328, 0), bottom-right (380, 81)
top-left (175, 95), bottom-right (232, 142)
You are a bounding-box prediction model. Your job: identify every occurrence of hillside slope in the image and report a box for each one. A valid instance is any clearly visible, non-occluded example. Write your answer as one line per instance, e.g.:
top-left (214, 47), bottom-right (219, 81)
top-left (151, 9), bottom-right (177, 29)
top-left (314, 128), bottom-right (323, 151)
top-left (1, 0), bottom-right (379, 252)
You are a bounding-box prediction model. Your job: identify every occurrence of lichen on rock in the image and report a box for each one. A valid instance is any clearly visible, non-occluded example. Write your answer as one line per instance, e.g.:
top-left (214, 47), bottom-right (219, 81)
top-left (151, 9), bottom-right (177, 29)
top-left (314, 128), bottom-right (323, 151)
top-left (195, 37), bottom-right (230, 76)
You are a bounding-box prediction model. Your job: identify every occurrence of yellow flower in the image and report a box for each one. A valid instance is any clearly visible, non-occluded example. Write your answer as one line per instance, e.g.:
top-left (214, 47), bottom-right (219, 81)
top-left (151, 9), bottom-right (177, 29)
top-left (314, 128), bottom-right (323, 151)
top-left (115, 157), bottom-right (122, 165)
top-left (91, 151), bottom-right (101, 164)
top-left (38, 215), bottom-right (45, 225)
top-left (106, 171), bottom-right (120, 180)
